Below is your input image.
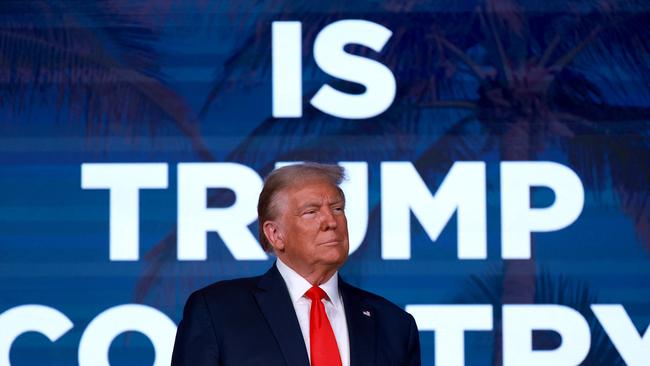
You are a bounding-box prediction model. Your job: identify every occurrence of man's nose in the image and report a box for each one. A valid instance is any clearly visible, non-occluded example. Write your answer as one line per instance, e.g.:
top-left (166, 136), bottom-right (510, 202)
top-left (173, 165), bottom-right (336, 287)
top-left (320, 208), bottom-right (338, 230)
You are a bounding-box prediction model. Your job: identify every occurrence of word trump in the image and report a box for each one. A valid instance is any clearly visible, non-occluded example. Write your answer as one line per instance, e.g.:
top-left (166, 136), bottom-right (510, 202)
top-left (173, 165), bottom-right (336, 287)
top-left (81, 161), bottom-right (584, 262)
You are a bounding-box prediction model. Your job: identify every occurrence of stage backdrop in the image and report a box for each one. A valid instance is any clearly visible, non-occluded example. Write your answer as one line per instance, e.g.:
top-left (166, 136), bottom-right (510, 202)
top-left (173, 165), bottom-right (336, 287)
top-left (1, 1), bottom-right (649, 365)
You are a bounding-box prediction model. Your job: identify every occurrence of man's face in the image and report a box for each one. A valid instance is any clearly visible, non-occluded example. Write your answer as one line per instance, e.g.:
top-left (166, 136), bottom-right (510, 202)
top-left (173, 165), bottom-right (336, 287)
top-left (274, 179), bottom-right (349, 273)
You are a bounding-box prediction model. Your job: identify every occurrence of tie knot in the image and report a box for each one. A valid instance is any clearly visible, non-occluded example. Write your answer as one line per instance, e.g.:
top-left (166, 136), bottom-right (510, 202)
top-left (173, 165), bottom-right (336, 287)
top-left (305, 286), bottom-right (328, 302)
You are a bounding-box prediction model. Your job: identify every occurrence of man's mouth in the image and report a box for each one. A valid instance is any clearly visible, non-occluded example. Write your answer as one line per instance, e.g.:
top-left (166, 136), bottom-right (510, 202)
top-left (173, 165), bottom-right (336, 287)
top-left (318, 240), bottom-right (341, 246)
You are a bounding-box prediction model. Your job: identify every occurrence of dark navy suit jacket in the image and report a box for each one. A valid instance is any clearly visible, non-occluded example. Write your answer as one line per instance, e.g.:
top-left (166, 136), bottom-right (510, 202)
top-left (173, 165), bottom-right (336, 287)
top-left (171, 263), bottom-right (421, 365)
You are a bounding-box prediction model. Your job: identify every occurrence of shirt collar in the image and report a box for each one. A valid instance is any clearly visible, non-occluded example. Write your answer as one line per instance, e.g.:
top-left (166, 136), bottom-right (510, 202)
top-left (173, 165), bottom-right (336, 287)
top-left (276, 258), bottom-right (342, 308)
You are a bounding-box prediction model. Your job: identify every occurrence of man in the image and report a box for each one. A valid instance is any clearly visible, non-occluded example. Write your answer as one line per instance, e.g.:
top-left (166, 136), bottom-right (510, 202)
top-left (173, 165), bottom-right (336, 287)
top-left (171, 163), bottom-right (421, 365)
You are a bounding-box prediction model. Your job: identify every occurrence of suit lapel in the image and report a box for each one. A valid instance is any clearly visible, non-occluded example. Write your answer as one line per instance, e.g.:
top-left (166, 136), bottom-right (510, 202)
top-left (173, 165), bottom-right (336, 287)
top-left (340, 279), bottom-right (376, 366)
top-left (253, 263), bottom-right (310, 366)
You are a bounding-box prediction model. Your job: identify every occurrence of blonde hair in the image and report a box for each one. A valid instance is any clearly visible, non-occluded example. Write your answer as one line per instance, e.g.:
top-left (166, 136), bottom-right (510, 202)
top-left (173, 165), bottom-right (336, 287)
top-left (257, 163), bottom-right (345, 251)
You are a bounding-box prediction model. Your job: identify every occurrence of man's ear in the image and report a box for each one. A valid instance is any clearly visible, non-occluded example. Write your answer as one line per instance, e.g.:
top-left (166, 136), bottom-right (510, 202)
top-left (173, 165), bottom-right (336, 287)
top-left (263, 220), bottom-right (285, 252)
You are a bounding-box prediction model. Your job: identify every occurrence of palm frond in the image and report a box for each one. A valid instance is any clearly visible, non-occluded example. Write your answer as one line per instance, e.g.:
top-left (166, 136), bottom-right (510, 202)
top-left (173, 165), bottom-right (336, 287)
top-left (0, 0), bottom-right (210, 158)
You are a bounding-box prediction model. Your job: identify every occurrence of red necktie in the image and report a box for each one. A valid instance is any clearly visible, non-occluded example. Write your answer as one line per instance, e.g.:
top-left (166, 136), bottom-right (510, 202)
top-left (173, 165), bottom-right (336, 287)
top-left (305, 286), bottom-right (342, 366)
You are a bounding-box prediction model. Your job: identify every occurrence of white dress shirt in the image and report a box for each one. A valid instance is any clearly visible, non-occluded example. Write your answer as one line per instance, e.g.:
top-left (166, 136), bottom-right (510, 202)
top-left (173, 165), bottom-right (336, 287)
top-left (276, 258), bottom-right (350, 366)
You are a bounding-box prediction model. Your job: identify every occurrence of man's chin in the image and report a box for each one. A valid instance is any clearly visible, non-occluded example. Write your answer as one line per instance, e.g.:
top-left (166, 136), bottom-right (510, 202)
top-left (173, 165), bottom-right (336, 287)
top-left (319, 249), bottom-right (348, 267)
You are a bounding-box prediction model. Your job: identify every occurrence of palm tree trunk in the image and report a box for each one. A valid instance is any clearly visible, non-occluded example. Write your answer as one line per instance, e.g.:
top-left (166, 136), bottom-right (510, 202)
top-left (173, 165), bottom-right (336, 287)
top-left (493, 117), bottom-right (537, 365)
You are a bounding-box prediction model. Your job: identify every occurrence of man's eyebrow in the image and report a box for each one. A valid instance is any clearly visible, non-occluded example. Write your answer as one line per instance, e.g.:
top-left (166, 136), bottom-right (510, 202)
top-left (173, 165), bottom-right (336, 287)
top-left (296, 201), bottom-right (321, 211)
top-left (329, 198), bottom-right (344, 205)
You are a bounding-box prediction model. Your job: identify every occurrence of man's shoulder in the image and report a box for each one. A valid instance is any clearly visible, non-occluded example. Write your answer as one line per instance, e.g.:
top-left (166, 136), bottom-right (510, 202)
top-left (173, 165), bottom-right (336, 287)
top-left (340, 280), bottom-right (412, 320)
top-left (189, 274), bottom-right (263, 305)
